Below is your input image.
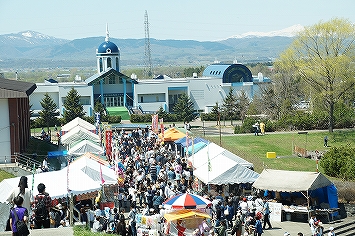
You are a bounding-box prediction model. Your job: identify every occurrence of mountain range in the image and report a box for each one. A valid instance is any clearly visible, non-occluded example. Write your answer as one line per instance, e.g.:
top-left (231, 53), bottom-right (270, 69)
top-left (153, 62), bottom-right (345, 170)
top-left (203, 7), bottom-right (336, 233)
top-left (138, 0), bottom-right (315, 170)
top-left (0, 25), bottom-right (302, 69)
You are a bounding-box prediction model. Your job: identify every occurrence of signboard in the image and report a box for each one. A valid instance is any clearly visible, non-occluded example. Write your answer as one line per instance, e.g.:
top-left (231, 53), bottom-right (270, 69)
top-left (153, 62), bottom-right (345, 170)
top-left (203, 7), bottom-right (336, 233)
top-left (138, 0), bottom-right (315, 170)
top-left (269, 202), bottom-right (282, 222)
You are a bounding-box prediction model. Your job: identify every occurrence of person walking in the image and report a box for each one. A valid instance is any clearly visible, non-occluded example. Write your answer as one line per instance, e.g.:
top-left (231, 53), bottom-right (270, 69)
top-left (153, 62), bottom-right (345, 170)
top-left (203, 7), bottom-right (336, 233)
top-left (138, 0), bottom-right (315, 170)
top-left (262, 197), bottom-right (272, 230)
top-left (7, 176), bottom-right (32, 213)
top-left (230, 212), bottom-right (242, 236)
top-left (33, 183), bottom-right (52, 229)
top-left (328, 227), bottom-right (335, 236)
top-left (254, 216), bottom-right (263, 236)
top-left (259, 122), bottom-right (265, 135)
top-left (9, 195), bottom-right (29, 236)
top-left (128, 204), bottom-right (137, 236)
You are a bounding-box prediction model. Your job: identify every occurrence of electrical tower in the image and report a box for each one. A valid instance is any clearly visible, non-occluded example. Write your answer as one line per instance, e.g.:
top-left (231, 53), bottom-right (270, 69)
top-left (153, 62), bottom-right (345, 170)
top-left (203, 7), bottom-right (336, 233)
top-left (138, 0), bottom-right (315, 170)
top-left (144, 10), bottom-right (153, 79)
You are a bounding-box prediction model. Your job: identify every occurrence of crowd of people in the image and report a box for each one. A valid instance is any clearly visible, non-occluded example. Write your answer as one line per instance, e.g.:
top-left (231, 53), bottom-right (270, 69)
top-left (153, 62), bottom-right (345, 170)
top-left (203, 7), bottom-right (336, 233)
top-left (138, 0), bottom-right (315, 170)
top-left (6, 126), bottom-right (338, 236)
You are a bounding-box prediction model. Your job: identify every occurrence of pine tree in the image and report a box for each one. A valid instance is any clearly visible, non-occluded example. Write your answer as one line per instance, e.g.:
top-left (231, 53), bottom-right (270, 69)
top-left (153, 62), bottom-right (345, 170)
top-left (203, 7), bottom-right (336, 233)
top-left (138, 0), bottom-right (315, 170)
top-left (173, 93), bottom-right (195, 122)
top-left (221, 87), bottom-right (238, 125)
top-left (38, 93), bottom-right (59, 132)
top-left (63, 88), bottom-right (86, 123)
top-left (94, 101), bottom-right (107, 122)
top-left (236, 90), bottom-right (250, 123)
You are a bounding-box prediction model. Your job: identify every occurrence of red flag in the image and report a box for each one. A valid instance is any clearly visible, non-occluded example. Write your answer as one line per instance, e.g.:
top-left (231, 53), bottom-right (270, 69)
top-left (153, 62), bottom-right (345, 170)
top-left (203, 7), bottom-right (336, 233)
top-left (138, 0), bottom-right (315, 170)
top-left (100, 164), bottom-right (105, 184)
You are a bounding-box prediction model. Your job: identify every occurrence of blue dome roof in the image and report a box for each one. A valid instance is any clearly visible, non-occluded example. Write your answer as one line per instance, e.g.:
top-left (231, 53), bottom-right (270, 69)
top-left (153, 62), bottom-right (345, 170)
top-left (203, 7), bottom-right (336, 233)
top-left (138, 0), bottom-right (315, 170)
top-left (97, 41), bottom-right (119, 54)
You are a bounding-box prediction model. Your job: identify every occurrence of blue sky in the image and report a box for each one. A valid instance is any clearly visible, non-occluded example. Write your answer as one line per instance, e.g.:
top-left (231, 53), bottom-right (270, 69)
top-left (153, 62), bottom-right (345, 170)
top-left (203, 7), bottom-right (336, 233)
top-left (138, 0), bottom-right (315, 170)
top-left (1, 0), bottom-right (354, 41)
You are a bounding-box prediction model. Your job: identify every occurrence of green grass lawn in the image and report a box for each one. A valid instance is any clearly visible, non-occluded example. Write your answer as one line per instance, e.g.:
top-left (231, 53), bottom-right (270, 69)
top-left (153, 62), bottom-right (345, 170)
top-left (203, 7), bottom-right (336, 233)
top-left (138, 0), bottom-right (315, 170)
top-left (206, 129), bottom-right (355, 173)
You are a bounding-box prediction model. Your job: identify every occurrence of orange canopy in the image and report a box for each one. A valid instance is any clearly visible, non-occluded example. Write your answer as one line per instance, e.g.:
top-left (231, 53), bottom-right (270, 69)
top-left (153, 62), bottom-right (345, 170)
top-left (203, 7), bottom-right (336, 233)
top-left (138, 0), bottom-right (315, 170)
top-left (159, 127), bottom-right (186, 142)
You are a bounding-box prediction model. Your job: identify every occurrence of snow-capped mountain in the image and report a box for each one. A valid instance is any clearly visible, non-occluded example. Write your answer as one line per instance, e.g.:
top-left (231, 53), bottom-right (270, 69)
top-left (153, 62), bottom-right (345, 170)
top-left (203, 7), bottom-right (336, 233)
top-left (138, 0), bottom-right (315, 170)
top-left (0, 30), bottom-right (69, 46)
top-left (231, 24), bottom-right (304, 39)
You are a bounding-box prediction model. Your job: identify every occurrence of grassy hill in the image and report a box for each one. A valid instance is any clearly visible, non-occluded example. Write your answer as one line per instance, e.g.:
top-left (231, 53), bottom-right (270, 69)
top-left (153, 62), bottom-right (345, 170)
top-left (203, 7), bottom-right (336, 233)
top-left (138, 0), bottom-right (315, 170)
top-left (206, 129), bottom-right (355, 174)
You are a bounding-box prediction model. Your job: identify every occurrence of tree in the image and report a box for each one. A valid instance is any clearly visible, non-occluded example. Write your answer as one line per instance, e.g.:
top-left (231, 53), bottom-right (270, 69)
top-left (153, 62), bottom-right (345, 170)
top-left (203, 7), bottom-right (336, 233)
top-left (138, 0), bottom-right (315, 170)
top-left (38, 93), bottom-right (59, 132)
top-left (277, 18), bottom-right (355, 132)
top-left (211, 102), bottom-right (221, 125)
top-left (221, 87), bottom-right (237, 125)
top-left (173, 93), bottom-right (195, 122)
top-left (236, 90), bottom-right (250, 123)
top-left (63, 88), bottom-right (86, 123)
top-left (94, 101), bottom-right (107, 122)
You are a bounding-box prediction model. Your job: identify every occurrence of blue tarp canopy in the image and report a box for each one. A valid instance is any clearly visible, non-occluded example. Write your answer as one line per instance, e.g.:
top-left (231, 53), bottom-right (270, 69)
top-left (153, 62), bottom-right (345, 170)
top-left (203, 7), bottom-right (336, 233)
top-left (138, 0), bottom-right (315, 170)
top-left (47, 150), bottom-right (68, 158)
top-left (185, 142), bottom-right (208, 156)
top-left (175, 137), bottom-right (209, 148)
top-left (253, 169), bottom-right (338, 216)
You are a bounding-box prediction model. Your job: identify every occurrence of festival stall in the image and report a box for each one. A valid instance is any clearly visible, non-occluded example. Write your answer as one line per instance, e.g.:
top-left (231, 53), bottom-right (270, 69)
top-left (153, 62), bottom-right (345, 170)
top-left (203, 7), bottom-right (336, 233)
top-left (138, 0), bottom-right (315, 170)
top-left (158, 127), bottom-right (186, 142)
top-left (61, 125), bottom-right (100, 148)
top-left (174, 136), bottom-right (209, 156)
top-left (252, 169), bottom-right (339, 223)
top-left (187, 142), bottom-right (256, 195)
top-left (157, 193), bottom-right (213, 236)
top-left (68, 140), bottom-right (104, 156)
top-left (61, 117), bottom-right (97, 135)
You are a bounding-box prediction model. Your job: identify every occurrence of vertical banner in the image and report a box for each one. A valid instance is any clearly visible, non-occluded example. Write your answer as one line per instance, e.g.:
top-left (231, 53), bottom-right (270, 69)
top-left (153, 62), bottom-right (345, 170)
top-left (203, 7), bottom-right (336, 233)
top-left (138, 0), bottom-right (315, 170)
top-left (105, 130), bottom-right (113, 161)
top-left (152, 114), bottom-right (159, 133)
top-left (185, 132), bottom-right (189, 158)
top-left (67, 159), bottom-right (71, 192)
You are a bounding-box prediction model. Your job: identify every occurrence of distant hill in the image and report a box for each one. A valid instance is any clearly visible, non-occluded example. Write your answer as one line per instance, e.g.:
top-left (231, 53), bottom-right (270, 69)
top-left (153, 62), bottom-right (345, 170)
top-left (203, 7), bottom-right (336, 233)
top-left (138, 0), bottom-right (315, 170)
top-left (0, 30), bottom-right (296, 69)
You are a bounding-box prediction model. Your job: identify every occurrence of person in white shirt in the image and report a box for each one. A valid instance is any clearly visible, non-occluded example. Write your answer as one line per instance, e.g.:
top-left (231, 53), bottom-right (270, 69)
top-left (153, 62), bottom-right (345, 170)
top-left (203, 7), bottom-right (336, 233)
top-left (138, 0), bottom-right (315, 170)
top-left (328, 226), bottom-right (335, 236)
top-left (240, 198), bottom-right (249, 223)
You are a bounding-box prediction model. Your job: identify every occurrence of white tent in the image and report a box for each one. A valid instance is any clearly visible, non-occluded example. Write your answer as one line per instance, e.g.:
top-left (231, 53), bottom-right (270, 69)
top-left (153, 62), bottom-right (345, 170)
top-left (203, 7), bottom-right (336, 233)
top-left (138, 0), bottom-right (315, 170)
top-left (0, 156), bottom-right (117, 203)
top-left (194, 162), bottom-right (259, 185)
top-left (61, 126), bottom-right (100, 147)
top-left (188, 142), bottom-right (257, 185)
top-left (70, 155), bottom-right (117, 185)
top-left (0, 166), bottom-right (100, 202)
top-left (252, 169), bottom-right (333, 192)
top-left (61, 117), bottom-right (96, 134)
top-left (68, 140), bottom-right (103, 156)
top-left (188, 142), bottom-right (253, 169)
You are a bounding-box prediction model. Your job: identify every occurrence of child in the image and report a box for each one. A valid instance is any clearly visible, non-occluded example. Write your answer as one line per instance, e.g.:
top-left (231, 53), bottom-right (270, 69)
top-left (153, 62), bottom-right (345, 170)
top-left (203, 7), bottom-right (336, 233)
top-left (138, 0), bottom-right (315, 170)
top-left (9, 195), bottom-right (29, 236)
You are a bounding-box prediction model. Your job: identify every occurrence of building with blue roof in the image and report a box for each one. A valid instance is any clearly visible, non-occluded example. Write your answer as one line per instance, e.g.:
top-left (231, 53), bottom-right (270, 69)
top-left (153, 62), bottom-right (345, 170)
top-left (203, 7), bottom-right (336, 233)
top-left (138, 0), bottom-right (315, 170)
top-left (134, 63), bottom-right (270, 113)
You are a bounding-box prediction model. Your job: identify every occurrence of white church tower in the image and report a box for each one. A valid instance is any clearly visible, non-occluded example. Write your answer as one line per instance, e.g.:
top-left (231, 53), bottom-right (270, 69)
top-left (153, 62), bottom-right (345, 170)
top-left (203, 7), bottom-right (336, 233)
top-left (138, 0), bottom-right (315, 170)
top-left (96, 24), bottom-right (120, 73)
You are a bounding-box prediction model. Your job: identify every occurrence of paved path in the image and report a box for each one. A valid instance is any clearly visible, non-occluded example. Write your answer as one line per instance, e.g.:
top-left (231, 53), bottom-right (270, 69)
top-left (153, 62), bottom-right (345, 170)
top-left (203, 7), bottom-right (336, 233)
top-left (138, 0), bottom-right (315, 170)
top-left (1, 216), bottom-right (353, 236)
top-left (0, 227), bottom-right (73, 236)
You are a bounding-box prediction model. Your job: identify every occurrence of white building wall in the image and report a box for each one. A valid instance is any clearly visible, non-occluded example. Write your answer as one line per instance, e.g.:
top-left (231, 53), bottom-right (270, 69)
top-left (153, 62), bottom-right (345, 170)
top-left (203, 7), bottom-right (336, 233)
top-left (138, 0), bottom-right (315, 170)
top-left (30, 84), bottom-right (59, 111)
top-left (0, 99), bottom-right (11, 163)
top-left (59, 84), bottom-right (93, 116)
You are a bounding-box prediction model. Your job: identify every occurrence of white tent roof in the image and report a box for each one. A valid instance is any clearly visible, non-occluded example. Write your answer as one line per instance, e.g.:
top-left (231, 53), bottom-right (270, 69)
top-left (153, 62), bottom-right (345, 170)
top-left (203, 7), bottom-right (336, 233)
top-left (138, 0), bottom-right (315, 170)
top-left (61, 126), bottom-right (100, 146)
top-left (70, 155), bottom-right (117, 185)
top-left (68, 140), bottom-right (103, 156)
top-left (188, 142), bottom-right (256, 185)
top-left (188, 142), bottom-right (253, 169)
top-left (0, 156), bottom-right (117, 203)
top-left (193, 160), bottom-right (259, 185)
top-left (0, 165), bottom-right (100, 202)
top-left (252, 169), bottom-right (333, 192)
top-left (61, 117), bottom-right (96, 133)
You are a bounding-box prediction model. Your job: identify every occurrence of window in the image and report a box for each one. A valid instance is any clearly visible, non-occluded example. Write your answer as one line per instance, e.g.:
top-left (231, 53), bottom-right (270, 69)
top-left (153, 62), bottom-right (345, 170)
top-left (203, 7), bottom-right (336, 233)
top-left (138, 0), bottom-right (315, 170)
top-left (99, 58), bottom-right (103, 72)
top-left (107, 58), bottom-right (112, 68)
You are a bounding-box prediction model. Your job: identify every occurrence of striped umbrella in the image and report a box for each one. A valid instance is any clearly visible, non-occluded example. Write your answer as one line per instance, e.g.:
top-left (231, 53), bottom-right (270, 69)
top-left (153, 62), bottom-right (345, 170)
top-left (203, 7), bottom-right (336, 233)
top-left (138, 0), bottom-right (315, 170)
top-left (162, 193), bottom-right (212, 209)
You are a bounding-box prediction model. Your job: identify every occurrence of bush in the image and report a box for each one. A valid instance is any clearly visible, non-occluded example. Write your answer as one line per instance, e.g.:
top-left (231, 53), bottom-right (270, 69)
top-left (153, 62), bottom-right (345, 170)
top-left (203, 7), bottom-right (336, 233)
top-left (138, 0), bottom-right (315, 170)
top-left (320, 146), bottom-right (355, 180)
top-left (234, 118), bottom-right (258, 134)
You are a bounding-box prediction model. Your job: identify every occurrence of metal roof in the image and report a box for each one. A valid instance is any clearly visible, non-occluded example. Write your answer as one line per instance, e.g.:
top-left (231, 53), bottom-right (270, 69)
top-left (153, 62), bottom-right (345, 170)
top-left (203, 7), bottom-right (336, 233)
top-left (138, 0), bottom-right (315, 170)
top-left (0, 78), bottom-right (37, 98)
top-left (85, 68), bottom-right (137, 86)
